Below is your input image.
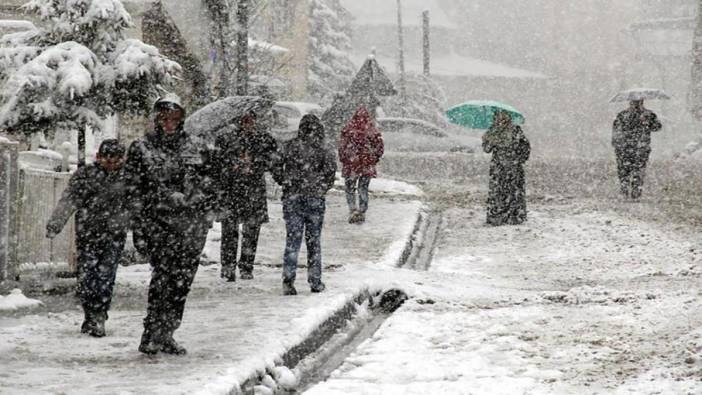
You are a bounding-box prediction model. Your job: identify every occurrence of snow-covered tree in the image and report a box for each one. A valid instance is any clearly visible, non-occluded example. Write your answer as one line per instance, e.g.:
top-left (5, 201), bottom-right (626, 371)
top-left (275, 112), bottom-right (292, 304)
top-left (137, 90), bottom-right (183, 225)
top-left (383, 73), bottom-right (449, 127)
top-left (0, 0), bottom-right (180, 138)
top-left (308, 0), bottom-right (355, 104)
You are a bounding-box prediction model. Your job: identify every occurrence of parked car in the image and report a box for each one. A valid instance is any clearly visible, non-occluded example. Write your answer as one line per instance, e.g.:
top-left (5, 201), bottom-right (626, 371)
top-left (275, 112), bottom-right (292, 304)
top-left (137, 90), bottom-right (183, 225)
top-left (377, 117), bottom-right (478, 153)
top-left (270, 101), bottom-right (323, 141)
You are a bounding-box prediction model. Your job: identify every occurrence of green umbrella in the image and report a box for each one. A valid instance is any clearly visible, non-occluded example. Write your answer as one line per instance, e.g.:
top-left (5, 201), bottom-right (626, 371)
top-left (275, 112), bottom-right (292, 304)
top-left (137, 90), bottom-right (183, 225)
top-left (445, 100), bottom-right (525, 130)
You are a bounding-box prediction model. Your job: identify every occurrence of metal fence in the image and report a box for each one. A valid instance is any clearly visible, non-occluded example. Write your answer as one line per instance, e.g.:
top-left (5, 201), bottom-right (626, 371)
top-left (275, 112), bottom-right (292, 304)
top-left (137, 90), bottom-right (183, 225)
top-left (16, 167), bottom-right (75, 270)
top-left (0, 139), bottom-right (76, 281)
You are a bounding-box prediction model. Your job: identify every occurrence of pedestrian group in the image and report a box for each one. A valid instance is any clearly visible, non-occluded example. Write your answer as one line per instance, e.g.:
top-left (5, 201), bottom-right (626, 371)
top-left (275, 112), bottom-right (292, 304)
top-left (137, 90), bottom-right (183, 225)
top-left (46, 92), bottom-right (660, 355)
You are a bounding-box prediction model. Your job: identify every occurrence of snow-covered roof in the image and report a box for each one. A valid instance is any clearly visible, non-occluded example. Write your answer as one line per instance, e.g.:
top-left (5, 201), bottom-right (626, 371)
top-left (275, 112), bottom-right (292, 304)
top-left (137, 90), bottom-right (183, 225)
top-left (0, 20), bottom-right (37, 31)
top-left (246, 38), bottom-right (290, 55)
top-left (339, 0), bottom-right (455, 29)
top-left (630, 17), bottom-right (695, 31)
top-left (352, 52), bottom-right (548, 80)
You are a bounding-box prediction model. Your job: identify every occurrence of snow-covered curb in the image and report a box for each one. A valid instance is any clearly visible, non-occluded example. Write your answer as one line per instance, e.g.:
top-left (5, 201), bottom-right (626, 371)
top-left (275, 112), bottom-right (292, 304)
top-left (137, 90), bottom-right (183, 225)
top-left (201, 201), bottom-right (427, 394)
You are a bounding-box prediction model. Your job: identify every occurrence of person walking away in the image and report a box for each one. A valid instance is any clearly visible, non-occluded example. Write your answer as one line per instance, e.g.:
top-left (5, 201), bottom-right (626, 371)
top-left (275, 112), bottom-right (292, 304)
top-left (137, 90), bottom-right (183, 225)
top-left (338, 106), bottom-right (384, 224)
top-left (482, 110), bottom-right (531, 226)
top-left (612, 99), bottom-right (662, 200)
top-left (46, 139), bottom-right (128, 337)
top-left (213, 111), bottom-right (278, 282)
top-left (125, 94), bottom-right (214, 355)
top-left (272, 115), bottom-right (337, 295)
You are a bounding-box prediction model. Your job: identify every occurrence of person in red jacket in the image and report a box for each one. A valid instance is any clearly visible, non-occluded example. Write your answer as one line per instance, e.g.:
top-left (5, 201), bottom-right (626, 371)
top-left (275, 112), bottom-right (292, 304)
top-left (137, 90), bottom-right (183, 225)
top-left (338, 106), bottom-right (385, 224)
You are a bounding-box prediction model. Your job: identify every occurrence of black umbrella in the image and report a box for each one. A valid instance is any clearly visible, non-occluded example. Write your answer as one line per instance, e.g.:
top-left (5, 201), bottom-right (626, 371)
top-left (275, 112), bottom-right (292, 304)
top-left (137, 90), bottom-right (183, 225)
top-left (184, 96), bottom-right (274, 146)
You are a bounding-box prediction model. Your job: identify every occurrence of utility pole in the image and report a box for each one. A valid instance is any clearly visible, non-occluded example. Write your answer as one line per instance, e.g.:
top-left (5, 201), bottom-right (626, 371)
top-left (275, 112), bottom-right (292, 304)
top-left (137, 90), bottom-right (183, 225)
top-left (396, 0), bottom-right (406, 115)
top-left (691, 0), bottom-right (702, 121)
top-left (235, 0), bottom-right (250, 96)
top-left (422, 10), bottom-right (430, 76)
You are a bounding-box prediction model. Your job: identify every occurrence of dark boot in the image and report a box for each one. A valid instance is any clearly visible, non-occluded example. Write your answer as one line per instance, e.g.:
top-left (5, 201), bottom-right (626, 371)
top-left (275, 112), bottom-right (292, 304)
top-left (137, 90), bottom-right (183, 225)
top-left (138, 328), bottom-right (161, 355)
top-left (310, 281), bottom-right (326, 293)
top-left (283, 281), bottom-right (297, 296)
top-left (357, 212), bottom-right (366, 224)
top-left (81, 310), bottom-right (106, 337)
top-left (220, 265), bottom-right (236, 282)
top-left (240, 270), bottom-right (254, 280)
top-left (88, 311), bottom-right (106, 337)
top-left (160, 332), bottom-right (187, 355)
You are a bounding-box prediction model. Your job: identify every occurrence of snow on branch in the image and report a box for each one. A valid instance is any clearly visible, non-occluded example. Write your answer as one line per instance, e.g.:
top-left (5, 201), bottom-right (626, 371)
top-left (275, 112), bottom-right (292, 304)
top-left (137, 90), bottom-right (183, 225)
top-left (0, 0), bottom-right (180, 136)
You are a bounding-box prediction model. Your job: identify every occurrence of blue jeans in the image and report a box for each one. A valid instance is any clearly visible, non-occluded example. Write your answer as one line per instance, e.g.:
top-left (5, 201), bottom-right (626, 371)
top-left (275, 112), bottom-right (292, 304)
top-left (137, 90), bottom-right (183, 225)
top-left (77, 234), bottom-right (126, 314)
top-left (344, 176), bottom-right (371, 213)
top-left (282, 195), bottom-right (325, 285)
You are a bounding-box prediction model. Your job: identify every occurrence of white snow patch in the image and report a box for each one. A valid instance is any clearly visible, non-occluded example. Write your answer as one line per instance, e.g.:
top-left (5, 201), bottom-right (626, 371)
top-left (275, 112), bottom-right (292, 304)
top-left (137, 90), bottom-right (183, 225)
top-left (0, 289), bottom-right (42, 311)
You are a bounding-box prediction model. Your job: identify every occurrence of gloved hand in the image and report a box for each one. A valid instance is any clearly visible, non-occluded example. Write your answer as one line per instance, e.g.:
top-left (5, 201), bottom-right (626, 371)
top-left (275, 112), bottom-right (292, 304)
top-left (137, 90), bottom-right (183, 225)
top-left (46, 226), bottom-right (59, 239)
top-left (168, 192), bottom-right (187, 208)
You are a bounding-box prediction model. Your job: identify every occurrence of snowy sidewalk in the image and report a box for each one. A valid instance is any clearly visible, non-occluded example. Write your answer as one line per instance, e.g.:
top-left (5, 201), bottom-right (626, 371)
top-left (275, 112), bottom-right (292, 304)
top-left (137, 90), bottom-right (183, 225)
top-left (305, 204), bottom-right (702, 394)
top-left (0, 192), bottom-right (423, 395)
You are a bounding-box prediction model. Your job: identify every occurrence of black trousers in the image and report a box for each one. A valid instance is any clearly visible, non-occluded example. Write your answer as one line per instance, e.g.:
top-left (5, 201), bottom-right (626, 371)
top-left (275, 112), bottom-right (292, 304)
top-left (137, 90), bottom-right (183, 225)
top-left (142, 221), bottom-right (208, 336)
top-left (221, 217), bottom-right (261, 274)
top-left (615, 148), bottom-right (649, 199)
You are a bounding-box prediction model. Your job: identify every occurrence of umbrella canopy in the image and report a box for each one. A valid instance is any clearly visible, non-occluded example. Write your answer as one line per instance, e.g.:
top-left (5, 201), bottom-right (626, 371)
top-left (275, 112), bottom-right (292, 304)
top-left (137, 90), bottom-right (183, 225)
top-left (610, 88), bottom-right (671, 103)
top-left (445, 100), bottom-right (525, 130)
top-left (184, 96), bottom-right (274, 146)
top-left (321, 56), bottom-right (397, 142)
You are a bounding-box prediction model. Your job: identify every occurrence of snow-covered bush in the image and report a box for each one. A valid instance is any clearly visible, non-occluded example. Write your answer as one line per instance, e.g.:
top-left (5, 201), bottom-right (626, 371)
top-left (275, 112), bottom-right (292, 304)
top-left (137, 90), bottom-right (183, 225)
top-left (383, 73), bottom-right (449, 128)
top-left (307, 0), bottom-right (355, 104)
top-left (0, 0), bottom-right (180, 137)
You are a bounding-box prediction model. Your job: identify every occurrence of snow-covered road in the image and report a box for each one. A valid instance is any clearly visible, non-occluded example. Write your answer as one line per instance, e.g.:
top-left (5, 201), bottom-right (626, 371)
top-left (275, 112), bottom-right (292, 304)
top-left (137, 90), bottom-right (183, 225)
top-left (306, 203), bottom-right (702, 394)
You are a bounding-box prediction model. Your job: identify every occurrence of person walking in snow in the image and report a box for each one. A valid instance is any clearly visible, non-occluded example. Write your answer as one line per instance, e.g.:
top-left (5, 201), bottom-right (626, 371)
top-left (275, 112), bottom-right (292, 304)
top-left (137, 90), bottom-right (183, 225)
top-left (338, 106), bottom-right (384, 224)
top-left (125, 94), bottom-right (214, 355)
top-left (482, 110), bottom-right (531, 226)
top-left (273, 115), bottom-right (337, 295)
top-left (612, 99), bottom-right (662, 200)
top-left (212, 110), bottom-right (278, 282)
top-left (46, 139), bottom-right (129, 338)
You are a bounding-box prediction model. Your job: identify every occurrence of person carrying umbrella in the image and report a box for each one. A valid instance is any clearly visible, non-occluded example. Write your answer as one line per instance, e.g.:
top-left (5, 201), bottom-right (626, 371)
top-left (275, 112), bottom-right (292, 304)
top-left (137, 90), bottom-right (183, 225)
top-left (125, 93), bottom-right (215, 355)
top-left (213, 109), bottom-right (278, 282)
top-left (482, 110), bottom-right (531, 226)
top-left (338, 106), bottom-right (384, 224)
top-left (612, 99), bottom-right (662, 200)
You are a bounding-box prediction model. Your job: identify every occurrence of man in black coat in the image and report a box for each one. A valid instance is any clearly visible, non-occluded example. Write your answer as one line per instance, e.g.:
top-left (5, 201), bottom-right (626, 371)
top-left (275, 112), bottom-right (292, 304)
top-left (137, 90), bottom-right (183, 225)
top-left (612, 99), bottom-right (662, 199)
top-left (272, 114), bottom-right (337, 295)
top-left (213, 111), bottom-right (278, 282)
top-left (125, 94), bottom-right (214, 355)
top-left (46, 139), bottom-right (128, 337)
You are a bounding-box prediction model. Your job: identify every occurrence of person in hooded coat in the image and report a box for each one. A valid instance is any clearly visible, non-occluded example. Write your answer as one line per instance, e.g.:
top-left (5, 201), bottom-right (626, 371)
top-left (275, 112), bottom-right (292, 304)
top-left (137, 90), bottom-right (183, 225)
top-left (212, 111), bottom-right (278, 282)
top-left (46, 139), bottom-right (128, 337)
top-left (338, 106), bottom-right (384, 224)
top-left (272, 114), bottom-right (337, 295)
top-left (482, 110), bottom-right (531, 226)
top-left (612, 99), bottom-right (662, 199)
top-left (124, 94), bottom-right (214, 355)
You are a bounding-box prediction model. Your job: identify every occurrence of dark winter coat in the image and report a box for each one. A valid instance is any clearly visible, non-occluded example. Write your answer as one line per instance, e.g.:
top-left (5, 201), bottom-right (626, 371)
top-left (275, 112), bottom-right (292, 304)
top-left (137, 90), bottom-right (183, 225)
top-left (273, 115), bottom-right (337, 198)
top-left (482, 125), bottom-right (531, 226)
top-left (46, 163), bottom-right (129, 245)
top-left (212, 127), bottom-right (278, 224)
top-left (338, 107), bottom-right (384, 178)
top-left (124, 127), bottom-right (214, 241)
top-left (612, 108), bottom-right (662, 156)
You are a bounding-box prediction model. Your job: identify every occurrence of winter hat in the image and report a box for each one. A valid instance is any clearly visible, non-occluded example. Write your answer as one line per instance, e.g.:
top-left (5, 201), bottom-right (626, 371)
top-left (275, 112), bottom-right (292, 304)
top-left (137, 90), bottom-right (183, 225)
top-left (298, 114), bottom-right (325, 142)
top-left (97, 139), bottom-right (125, 158)
top-left (154, 93), bottom-right (185, 115)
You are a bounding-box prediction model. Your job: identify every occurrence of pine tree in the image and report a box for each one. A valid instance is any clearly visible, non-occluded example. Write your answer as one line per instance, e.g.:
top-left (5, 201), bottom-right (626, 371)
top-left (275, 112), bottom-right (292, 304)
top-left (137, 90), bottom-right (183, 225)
top-left (308, 0), bottom-right (355, 104)
top-left (0, 0), bottom-right (180, 138)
